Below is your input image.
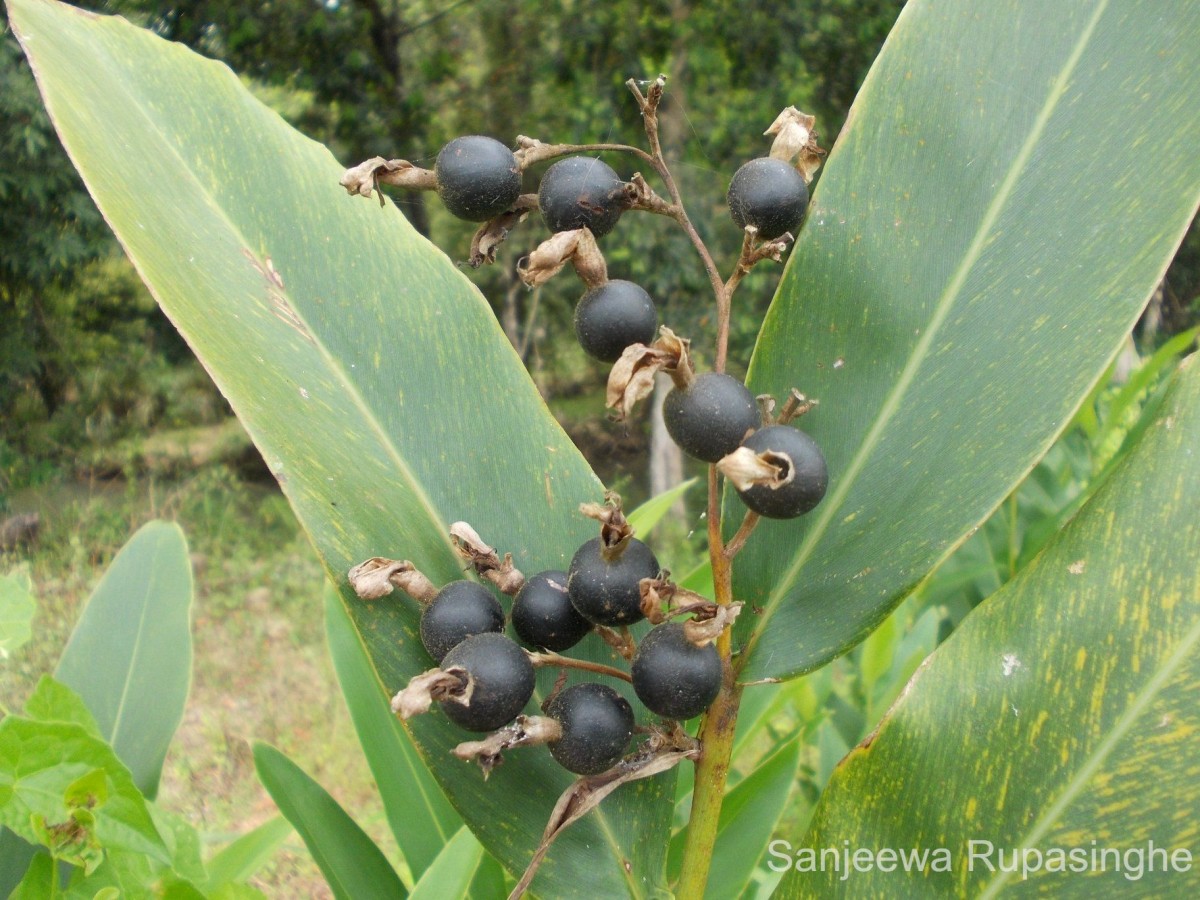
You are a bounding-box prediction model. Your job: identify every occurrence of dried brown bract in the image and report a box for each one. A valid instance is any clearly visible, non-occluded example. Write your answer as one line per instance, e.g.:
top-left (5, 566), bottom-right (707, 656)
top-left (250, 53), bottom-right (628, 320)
top-left (605, 327), bottom-right (692, 421)
top-left (765, 107), bottom-right (825, 183)
top-left (517, 227), bottom-right (608, 289)
top-left (449, 521), bottom-right (525, 596)
top-left (390, 667), bottom-right (471, 719)
top-left (339, 157), bottom-right (437, 205)
top-left (453, 715), bottom-right (563, 778)
top-left (347, 557), bottom-right (438, 603)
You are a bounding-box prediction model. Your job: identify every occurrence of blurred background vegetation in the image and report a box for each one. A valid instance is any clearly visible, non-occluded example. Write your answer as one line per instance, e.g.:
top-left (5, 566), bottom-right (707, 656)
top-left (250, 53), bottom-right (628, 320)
top-left (2, 0), bottom-right (1197, 893)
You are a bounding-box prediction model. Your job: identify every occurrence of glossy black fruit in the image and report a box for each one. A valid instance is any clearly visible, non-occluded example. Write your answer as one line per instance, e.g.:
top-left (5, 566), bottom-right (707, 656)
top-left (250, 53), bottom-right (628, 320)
top-left (727, 157), bottom-right (809, 239)
top-left (735, 424), bottom-right (828, 519)
top-left (567, 537), bottom-right (659, 626)
top-left (631, 622), bottom-right (722, 721)
top-left (511, 570), bottom-right (592, 652)
top-left (538, 157), bottom-right (625, 238)
top-left (435, 135), bottom-right (522, 222)
top-left (439, 633), bottom-right (535, 732)
top-left (574, 280), bottom-right (657, 362)
top-left (545, 683), bottom-right (635, 775)
top-left (419, 580), bottom-right (505, 664)
top-left (663, 372), bottom-right (759, 463)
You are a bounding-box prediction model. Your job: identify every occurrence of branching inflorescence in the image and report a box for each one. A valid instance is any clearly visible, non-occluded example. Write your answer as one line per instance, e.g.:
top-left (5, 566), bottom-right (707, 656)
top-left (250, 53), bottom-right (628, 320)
top-left (341, 75), bottom-right (828, 899)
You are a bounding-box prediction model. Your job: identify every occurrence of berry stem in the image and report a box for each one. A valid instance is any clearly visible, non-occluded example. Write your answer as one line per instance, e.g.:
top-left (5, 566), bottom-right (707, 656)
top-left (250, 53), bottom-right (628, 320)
top-left (625, 77), bottom-right (729, 374)
top-left (722, 510), bottom-right (761, 560)
top-left (527, 651), bottom-right (632, 683)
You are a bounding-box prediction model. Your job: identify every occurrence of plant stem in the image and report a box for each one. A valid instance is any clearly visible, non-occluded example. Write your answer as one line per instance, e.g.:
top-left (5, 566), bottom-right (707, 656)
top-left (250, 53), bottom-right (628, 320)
top-left (527, 651), bottom-right (632, 683)
top-left (675, 464), bottom-right (743, 897)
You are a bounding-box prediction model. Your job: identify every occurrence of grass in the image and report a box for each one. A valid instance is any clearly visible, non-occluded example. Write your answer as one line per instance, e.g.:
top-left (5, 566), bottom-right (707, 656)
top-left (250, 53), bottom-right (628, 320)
top-left (1, 464), bottom-right (396, 895)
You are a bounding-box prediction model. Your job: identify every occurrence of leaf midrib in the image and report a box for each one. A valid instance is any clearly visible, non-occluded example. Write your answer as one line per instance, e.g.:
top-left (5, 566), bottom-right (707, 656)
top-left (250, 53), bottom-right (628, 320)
top-left (738, 0), bottom-right (1112, 675)
top-left (106, 535), bottom-right (161, 756)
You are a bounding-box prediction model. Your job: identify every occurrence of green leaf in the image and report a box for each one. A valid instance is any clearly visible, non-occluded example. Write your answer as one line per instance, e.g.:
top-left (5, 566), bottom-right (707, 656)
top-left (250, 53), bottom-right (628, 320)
top-left (669, 737), bottom-right (802, 899)
top-left (6, 2), bottom-right (672, 893)
top-left (8, 851), bottom-right (54, 899)
top-left (0, 571), bottom-right (36, 661)
top-left (0, 829), bottom-right (39, 899)
top-left (733, 0), bottom-right (1200, 681)
top-left (626, 478), bottom-right (698, 537)
top-left (777, 357), bottom-right (1200, 897)
top-left (24, 676), bottom-right (101, 738)
top-left (252, 742), bottom-right (407, 900)
top-left (55, 520), bottom-right (193, 799)
top-left (0, 716), bottom-right (169, 866)
top-left (323, 588), bottom-right (459, 884)
top-left (203, 816), bottom-right (293, 891)
top-left (408, 827), bottom-right (487, 900)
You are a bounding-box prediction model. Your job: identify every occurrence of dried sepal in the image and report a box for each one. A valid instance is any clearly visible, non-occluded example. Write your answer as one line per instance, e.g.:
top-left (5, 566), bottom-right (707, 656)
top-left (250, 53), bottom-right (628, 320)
top-left (778, 388), bottom-right (818, 424)
top-left (508, 723), bottom-right (699, 900)
top-left (605, 327), bottom-right (693, 421)
top-left (347, 557), bottom-right (438, 603)
top-left (339, 157), bottom-right (438, 205)
top-left (453, 715), bottom-right (563, 779)
top-left (764, 107), bottom-right (825, 183)
top-left (622, 173), bottom-right (675, 216)
top-left (468, 194), bottom-right (538, 268)
top-left (683, 602), bottom-right (743, 647)
top-left (626, 73), bottom-right (668, 117)
top-left (640, 576), bottom-right (724, 624)
top-left (517, 227), bottom-right (608, 289)
top-left (390, 667), bottom-right (471, 719)
top-left (638, 574), bottom-right (675, 624)
top-left (594, 625), bottom-right (637, 661)
top-left (716, 446), bottom-right (796, 492)
top-left (578, 491), bottom-right (633, 556)
top-left (756, 393), bottom-right (777, 426)
top-left (449, 521), bottom-right (526, 596)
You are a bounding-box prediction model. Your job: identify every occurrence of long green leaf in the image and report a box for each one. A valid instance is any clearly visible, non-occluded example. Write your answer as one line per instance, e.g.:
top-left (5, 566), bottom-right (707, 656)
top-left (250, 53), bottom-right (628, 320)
top-left (777, 356), bottom-right (1200, 897)
top-left (203, 816), bottom-right (293, 891)
top-left (626, 478), bottom-right (698, 537)
top-left (55, 520), bottom-right (192, 799)
top-left (6, 0), bottom-right (672, 894)
top-left (251, 743), bottom-right (407, 900)
top-left (733, 0), bottom-right (1200, 681)
top-left (408, 826), bottom-right (487, 900)
top-left (324, 587), bottom-right (460, 882)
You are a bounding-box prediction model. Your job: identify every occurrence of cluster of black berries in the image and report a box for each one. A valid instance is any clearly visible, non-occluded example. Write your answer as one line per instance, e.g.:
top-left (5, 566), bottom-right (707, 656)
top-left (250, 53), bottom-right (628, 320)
top-left (434, 135), bottom-right (656, 363)
top-left (344, 97), bottom-right (830, 785)
top-left (352, 499), bottom-right (728, 777)
top-left (432, 132), bottom-right (829, 518)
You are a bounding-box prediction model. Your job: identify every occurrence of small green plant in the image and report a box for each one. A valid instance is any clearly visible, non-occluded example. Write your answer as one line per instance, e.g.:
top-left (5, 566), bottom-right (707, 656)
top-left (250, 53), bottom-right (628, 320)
top-left (0, 522), bottom-right (288, 898)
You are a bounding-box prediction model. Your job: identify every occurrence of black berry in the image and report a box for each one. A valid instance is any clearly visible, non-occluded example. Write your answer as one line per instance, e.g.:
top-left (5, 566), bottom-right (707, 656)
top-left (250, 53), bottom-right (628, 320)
top-left (439, 633), bottom-right (535, 732)
top-left (664, 372), bottom-right (759, 463)
top-left (631, 622), bottom-right (722, 721)
top-left (567, 537), bottom-right (659, 626)
top-left (435, 136), bottom-right (522, 222)
top-left (574, 280), bottom-right (657, 362)
top-left (545, 683), bottom-right (635, 775)
top-left (511, 570), bottom-right (592, 652)
top-left (727, 157), bottom-right (809, 239)
top-left (734, 425), bottom-right (829, 519)
top-left (538, 157), bottom-right (625, 238)
top-left (419, 580), bottom-right (505, 664)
